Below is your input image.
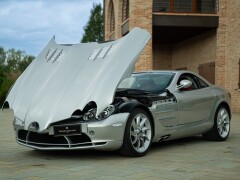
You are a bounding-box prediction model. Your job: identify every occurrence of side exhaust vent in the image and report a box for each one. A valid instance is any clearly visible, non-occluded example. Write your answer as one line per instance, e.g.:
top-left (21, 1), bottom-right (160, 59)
top-left (158, 135), bottom-right (170, 142)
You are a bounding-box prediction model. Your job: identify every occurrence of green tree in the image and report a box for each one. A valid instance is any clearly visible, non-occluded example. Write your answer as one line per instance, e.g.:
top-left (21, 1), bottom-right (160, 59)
top-left (0, 47), bottom-right (6, 80)
top-left (0, 78), bottom-right (14, 106)
top-left (0, 47), bottom-right (7, 101)
top-left (0, 47), bottom-right (34, 106)
top-left (81, 3), bottom-right (103, 43)
top-left (18, 55), bottom-right (35, 73)
top-left (0, 47), bottom-right (6, 66)
top-left (5, 49), bottom-right (24, 73)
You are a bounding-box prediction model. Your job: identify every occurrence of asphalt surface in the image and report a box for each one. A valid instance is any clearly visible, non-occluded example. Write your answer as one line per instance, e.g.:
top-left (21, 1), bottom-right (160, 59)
top-left (0, 109), bottom-right (240, 180)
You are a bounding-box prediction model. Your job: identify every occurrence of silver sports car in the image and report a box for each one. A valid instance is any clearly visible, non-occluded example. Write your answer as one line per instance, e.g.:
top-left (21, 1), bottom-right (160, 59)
top-left (4, 28), bottom-right (231, 157)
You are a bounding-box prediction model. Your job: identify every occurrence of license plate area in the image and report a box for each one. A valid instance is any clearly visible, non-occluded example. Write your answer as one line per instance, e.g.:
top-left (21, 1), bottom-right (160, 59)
top-left (53, 124), bottom-right (81, 136)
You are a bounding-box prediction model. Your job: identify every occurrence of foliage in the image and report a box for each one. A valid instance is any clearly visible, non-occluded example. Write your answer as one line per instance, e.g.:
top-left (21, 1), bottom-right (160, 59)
top-left (0, 78), bottom-right (14, 107)
top-left (81, 3), bottom-right (103, 43)
top-left (0, 47), bottom-right (34, 106)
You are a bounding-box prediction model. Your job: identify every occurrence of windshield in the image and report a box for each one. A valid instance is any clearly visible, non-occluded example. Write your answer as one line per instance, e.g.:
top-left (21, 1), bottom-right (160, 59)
top-left (118, 72), bottom-right (175, 93)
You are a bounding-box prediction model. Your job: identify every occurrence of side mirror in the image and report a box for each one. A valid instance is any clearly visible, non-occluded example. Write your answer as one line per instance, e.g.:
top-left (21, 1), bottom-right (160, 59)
top-left (176, 80), bottom-right (192, 90)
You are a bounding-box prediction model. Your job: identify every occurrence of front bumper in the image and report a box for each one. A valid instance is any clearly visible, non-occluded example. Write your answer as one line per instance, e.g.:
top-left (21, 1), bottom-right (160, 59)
top-left (13, 113), bottom-right (130, 151)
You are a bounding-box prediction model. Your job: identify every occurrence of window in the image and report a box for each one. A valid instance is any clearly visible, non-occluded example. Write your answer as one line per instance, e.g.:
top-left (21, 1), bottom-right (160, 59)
top-left (118, 72), bottom-right (175, 93)
top-left (197, 0), bottom-right (217, 13)
top-left (109, 0), bottom-right (115, 33)
top-left (174, 0), bottom-right (192, 12)
top-left (121, 0), bottom-right (129, 36)
top-left (153, 0), bottom-right (218, 13)
top-left (196, 76), bottom-right (209, 88)
top-left (122, 0), bottom-right (129, 22)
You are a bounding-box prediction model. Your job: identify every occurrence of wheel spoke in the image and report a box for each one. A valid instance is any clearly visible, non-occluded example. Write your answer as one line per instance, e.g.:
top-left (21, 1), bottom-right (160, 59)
top-left (140, 118), bottom-right (147, 128)
top-left (224, 121), bottom-right (229, 126)
top-left (142, 127), bottom-right (150, 132)
top-left (142, 134), bottom-right (150, 141)
top-left (137, 139), bottom-right (141, 149)
top-left (222, 114), bottom-right (228, 120)
top-left (131, 136), bottom-right (138, 144)
top-left (132, 120), bottom-right (137, 129)
top-left (220, 109), bottom-right (225, 117)
top-left (130, 128), bottom-right (138, 144)
top-left (218, 126), bottom-right (223, 135)
top-left (140, 138), bottom-right (145, 149)
top-left (130, 130), bottom-right (138, 136)
top-left (222, 126), bottom-right (227, 132)
top-left (136, 116), bottom-right (141, 127)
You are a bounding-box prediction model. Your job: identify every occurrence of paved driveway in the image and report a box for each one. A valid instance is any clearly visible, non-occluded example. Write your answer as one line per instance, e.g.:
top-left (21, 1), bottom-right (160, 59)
top-left (0, 110), bottom-right (239, 180)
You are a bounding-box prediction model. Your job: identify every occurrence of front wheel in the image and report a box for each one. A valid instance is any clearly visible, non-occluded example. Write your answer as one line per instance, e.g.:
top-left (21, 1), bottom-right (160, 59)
top-left (203, 105), bottom-right (230, 141)
top-left (118, 108), bottom-right (153, 157)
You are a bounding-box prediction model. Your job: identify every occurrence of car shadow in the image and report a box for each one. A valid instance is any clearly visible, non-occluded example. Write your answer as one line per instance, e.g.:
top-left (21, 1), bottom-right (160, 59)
top-left (149, 135), bottom-right (208, 153)
top-left (24, 148), bottom-right (124, 160)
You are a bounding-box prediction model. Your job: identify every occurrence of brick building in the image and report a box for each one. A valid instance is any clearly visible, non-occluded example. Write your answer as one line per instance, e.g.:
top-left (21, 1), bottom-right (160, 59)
top-left (103, 0), bottom-right (240, 112)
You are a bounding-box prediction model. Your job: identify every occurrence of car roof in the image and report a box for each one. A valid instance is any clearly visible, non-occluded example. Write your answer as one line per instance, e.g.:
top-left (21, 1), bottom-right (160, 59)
top-left (133, 70), bottom-right (188, 74)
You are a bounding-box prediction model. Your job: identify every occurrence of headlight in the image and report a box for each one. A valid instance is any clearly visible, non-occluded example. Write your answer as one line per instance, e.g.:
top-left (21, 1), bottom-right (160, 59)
top-left (97, 105), bottom-right (115, 120)
top-left (83, 108), bottom-right (97, 121)
top-left (13, 117), bottom-right (24, 126)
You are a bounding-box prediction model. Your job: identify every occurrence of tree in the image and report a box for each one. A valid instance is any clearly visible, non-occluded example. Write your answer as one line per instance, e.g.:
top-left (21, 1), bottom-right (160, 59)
top-left (18, 55), bottom-right (35, 73)
top-left (0, 47), bottom-right (7, 97)
top-left (81, 3), bottom-right (103, 43)
top-left (0, 47), bottom-right (34, 105)
top-left (5, 48), bottom-right (24, 73)
top-left (3, 48), bottom-right (34, 74)
top-left (0, 47), bottom-right (6, 80)
top-left (0, 47), bottom-right (6, 66)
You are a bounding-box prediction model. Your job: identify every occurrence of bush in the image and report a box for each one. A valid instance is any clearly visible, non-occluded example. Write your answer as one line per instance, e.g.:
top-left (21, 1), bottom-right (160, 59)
top-left (0, 77), bottom-right (15, 107)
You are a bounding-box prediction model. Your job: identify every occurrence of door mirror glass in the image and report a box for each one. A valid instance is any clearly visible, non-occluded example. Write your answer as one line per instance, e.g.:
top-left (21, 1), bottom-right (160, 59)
top-left (176, 80), bottom-right (192, 90)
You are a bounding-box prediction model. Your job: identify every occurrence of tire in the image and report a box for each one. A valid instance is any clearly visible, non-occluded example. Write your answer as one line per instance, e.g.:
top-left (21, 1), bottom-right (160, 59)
top-left (203, 105), bottom-right (230, 141)
top-left (118, 108), bottom-right (153, 157)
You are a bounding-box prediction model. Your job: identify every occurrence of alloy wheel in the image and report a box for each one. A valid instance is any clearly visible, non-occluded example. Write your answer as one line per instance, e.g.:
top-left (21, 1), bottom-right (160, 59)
top-left (130, 113), bottom-right (152, 153)
top-left (217, 108), bottom-right (230, 138)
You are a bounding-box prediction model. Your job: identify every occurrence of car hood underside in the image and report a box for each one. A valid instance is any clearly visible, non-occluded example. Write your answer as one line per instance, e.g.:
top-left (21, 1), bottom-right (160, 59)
top-left (5, 27), bottom-right (151, 131)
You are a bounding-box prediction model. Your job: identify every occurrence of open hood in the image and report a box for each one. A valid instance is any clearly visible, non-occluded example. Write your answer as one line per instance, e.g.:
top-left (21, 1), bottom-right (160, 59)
top-left (5, 27), bottom-right (151, 131)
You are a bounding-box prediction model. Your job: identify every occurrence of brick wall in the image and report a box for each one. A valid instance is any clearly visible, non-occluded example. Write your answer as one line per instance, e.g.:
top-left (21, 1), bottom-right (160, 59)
top-left (171, 30), bottom-right (217, 73)
top-left (222, 0), bottom-right (240, 112)
top-left (104, 0), bottom-right (153, 71)
top-left (153, 44), bottom-right (172, 70)
top-left (152, 30), bottom-right (216, 73)
top-left (215, 0), bottom-right (227, 88)
top-left (129, 0), bottom-right (153, 71)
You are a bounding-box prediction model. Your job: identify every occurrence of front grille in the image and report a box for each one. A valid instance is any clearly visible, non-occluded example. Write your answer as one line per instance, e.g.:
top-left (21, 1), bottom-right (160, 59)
top-left (17, 130), bottom-right (94, 148)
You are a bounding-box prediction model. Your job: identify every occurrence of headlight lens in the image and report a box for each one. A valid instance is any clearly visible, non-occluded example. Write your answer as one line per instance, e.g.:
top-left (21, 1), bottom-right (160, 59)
top-left (14, 117), bottom-right (24, 126)
top-left (97, 105), bottom-right (115, 120)
top-left (83, 108), bottom-right (97, 121)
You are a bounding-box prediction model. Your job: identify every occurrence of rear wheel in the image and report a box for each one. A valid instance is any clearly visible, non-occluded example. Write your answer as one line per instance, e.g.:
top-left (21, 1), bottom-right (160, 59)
top-left (203, 105), bottom-right (230, 141)
top-left (118, 108), bottom-right (153, 157)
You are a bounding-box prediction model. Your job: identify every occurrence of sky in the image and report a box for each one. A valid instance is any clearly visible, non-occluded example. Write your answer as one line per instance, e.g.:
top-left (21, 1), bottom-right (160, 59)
top-left (0, 0), bottom-right (103, 56)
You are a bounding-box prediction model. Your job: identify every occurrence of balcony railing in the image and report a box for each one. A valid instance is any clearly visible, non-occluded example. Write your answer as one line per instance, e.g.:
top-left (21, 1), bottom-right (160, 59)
top-left (153, 0), bottom-right (219, 14)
